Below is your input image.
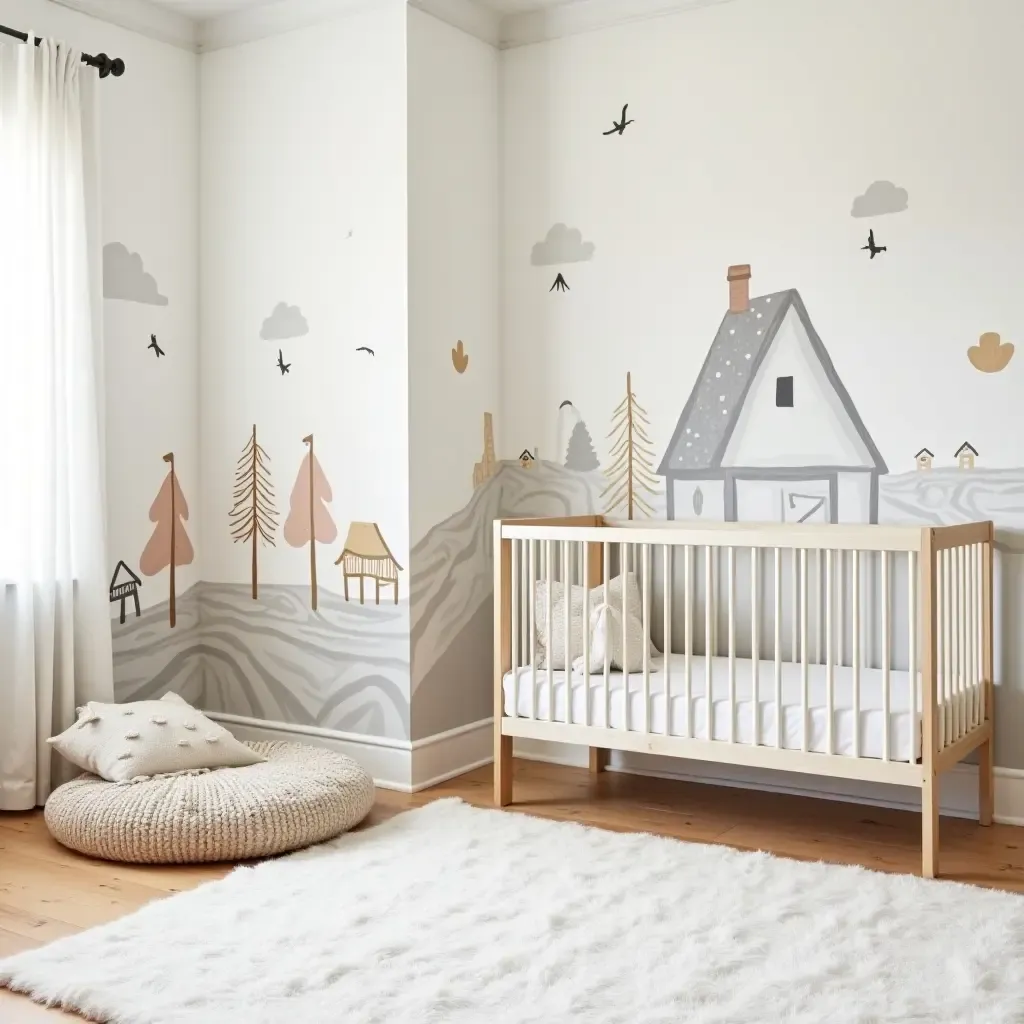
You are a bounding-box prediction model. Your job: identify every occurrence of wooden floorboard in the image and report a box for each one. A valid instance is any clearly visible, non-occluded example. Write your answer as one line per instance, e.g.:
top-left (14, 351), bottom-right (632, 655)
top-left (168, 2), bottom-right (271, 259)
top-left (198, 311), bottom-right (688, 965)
top-left (2, 758), bottom-right (1023, 1021)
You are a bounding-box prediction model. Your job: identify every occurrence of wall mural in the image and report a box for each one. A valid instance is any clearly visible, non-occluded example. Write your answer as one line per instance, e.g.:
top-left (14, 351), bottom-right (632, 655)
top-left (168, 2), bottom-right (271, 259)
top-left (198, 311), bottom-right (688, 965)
top-left (850, 180), bottom-right (909, 218)
top-left (230, 425), bottom-right (278, 600)
top-left (550, 273), bottom-right (570, 293)
top-left (148, 334), bottom-right (165, 358)
top-left (473, 412), bottom-right (497, 489)
top-left (109, 561), bottom-right (142, 624)
top-left (283, 434), bottom-right (337, 611)
top-left (452, 340), bottom-right (469, 374)
top-left (603, 372), bottom-right (658, 518)
top-left (140, 452), bottom-right (194, 628)
top-left (969, 331), bottom-right (1014, 373)
top-left (356, 346), bottom-right (375, 357)
top-left (276, 349), bottom-right (291, 375)
top-left (262, 302), bottom-right (308, 376)
top-left (602, 103), bottom-right (634, 136)
top-left (103, 243), bottom-right (169, 306)
top-left (659, 264), bottom-right (888, 525)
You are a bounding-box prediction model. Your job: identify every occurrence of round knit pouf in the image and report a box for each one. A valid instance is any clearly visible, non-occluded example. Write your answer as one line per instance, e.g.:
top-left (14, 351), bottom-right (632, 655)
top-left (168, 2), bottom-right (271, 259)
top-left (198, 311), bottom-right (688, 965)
top-left (44, 741), bottom-right (375, 864)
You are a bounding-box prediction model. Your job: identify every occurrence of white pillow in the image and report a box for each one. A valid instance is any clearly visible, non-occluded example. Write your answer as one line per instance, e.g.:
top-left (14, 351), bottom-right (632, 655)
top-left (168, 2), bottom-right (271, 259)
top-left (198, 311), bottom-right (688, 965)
top-left (534, 572), bottom-right (658, 673)
top-left (48, 692), bottom-right (266, 783)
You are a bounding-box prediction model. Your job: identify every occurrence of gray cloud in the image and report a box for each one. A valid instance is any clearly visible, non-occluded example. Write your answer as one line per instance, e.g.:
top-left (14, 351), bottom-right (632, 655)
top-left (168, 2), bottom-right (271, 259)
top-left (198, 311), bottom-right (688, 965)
top-left (851, 180), bottom-right (909, 218)
top-left (103, 243), bottom-right (168, 306)
top-left (260, 302), bottom-right (309, 341)
top-left (531, 224), bottom-right (595, 266)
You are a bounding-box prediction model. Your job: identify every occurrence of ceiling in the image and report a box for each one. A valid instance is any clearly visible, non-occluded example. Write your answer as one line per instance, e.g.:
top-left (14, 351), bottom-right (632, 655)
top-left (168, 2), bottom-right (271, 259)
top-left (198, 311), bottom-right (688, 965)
top-left (147, 0), bottom-right (577, 21)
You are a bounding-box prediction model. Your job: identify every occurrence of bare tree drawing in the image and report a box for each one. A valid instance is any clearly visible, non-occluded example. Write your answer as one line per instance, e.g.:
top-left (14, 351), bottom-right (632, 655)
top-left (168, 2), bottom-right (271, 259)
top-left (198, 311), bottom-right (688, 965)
top-left (230, 425), bottom-right (278, 600)
top-left (283, 433), bottom-right (337, 611)
top-left (602, 372), bottom-right (658, 519)
top-left (140, 452), bottom-right (194, 627)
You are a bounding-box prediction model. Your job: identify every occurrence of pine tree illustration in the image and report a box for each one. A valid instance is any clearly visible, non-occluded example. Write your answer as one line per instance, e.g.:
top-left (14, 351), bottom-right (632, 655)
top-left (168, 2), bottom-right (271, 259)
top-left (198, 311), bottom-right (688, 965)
top-left (565, 419), bottom-right (600, 472)
top-left (601, 372), bottom-right (659, 519)
top-left (229, 425), bottom-right (278, 600)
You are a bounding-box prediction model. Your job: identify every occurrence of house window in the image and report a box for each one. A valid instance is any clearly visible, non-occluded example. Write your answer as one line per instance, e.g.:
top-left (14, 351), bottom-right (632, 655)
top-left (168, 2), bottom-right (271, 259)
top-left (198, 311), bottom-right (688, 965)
top-left (776, 376), bottom-right (794, 408)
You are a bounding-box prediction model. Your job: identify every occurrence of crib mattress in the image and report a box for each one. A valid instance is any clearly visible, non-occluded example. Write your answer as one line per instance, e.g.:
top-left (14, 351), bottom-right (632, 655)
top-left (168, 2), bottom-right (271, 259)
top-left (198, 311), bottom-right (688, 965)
top-left (503, 654), bottom-right (924, 762)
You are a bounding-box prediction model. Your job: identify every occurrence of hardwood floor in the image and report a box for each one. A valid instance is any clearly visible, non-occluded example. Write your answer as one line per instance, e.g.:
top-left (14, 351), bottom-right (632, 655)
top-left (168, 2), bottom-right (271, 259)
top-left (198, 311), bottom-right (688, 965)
top-left (2, 758), bottom-right (1023, 1021)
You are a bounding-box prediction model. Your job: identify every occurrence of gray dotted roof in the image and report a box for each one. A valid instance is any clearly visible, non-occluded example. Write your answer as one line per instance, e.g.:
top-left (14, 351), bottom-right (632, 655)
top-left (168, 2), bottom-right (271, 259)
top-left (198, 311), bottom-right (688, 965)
top-left (658, 290), bottom-right (793, 474)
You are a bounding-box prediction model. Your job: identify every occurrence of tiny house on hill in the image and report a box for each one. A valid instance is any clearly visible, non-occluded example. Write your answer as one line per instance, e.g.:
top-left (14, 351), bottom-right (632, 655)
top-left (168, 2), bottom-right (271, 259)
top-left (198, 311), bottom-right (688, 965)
top-left (659, 265), bottom-right (888, 524)
top-left (915, 448), bottom-right (935, 470)
top-left (109, 560), bottom-right (141, 624)
top-left (335, 522), bottom-right (402, 605)
top-left (956, 442), bottom-right (978, 470)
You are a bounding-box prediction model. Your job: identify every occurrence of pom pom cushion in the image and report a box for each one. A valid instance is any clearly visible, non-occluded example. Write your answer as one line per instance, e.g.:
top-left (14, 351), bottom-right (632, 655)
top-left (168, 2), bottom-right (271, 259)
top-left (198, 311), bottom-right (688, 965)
top-left (48, 692), bottom-right (265, 783)
top-left (44, 741), bottom-right (376, 863)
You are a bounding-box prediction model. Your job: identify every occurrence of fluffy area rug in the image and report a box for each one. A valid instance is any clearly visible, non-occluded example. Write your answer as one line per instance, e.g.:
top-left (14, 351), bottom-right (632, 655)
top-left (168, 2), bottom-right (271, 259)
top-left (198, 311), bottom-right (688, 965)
top-left (2, 798), bottom-right (1024, 1023)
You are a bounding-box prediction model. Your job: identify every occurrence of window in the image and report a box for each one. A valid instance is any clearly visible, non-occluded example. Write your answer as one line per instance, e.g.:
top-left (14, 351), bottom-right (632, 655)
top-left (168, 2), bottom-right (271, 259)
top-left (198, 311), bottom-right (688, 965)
top-left (775, 376), bottom-right (794, 408)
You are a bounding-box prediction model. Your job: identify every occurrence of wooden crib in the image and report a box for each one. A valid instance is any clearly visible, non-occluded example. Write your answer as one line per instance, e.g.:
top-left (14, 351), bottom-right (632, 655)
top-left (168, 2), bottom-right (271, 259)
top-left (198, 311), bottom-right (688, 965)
top-left (492, 516), bottom-right (995, 878)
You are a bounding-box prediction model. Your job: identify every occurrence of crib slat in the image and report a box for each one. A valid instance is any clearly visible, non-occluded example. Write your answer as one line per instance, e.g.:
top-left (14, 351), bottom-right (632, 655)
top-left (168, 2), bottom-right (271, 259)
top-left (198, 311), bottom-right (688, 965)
top-left (623, 543), bottom-right (630, 733)
top-left (958, 545), bottom-right (967, 738)
top-left (663, 545), bottom-right (672, 737)
top-left (791, 548), bottom-right (799, 663)
top-left (705, 545), bottom-right (713, 744)
top-left (837, 549), bottom-right (845, 667)
top-left (582, 541), bottom-right (590, 728)
top-left (511, 540), bottom-right (519, 719)
top-left (727, 547), bottom-right (736, 744)
top-left (774, 547), bottom-right (782, 748)
top-left (603, 542), bottom-right (611, 728)
top-left (530, 541), bottom-right (538, 720)
top-left (881, 550), bottom-right (891, 762)
top-left (825, 549), bottom-right (834, 756)
top-left (546, 540), bottom-right (554, 723)
top-left (943, 548), bottom-right (952, 748)
top-left (852, 549), bottom-right (861, 758)
top-left (971, 543), bottom-right (979, 729)
top-left (751, 547), bottom-right (760, 748)
top-left (814, 549), bottom-right (822, 667)
top-left (562, 542), bottom-right (572, 725)
top-left (685, 544), bottom-right (693, 739)
top-left (952, 546), bottom-right (960, 741)
top-left (908, 550), bottom-right (917, 763)
top-left (642, 543), bottom-right (651, 734)
top-left (800, 549), bottom-right (809, 752)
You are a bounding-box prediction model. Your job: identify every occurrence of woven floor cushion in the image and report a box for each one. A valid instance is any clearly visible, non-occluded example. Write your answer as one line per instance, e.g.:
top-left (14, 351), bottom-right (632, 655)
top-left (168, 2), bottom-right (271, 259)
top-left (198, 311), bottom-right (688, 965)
top-left (44, 741), bottom-right (375, 864)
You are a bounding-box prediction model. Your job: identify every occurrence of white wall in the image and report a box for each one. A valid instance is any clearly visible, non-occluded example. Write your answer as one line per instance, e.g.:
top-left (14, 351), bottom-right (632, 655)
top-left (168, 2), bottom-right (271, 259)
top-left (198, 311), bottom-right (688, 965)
top-left (501, 0), bottom-right (1024, 477)
top-left (200, 1), bottom-right (410, 587)
top-left (0, 0), bottom-right (201, 612)
top-left (407, 6), bottom-right (500, 547)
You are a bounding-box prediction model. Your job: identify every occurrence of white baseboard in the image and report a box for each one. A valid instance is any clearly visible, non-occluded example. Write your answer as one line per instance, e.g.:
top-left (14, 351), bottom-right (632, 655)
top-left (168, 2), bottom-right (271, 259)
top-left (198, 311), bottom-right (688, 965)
top-left (205, 711), bottom-right (412, 792)
top-left (513, 738), bottom-right (1024, 826)
top-left (205, 711), bottom-right (494, 794)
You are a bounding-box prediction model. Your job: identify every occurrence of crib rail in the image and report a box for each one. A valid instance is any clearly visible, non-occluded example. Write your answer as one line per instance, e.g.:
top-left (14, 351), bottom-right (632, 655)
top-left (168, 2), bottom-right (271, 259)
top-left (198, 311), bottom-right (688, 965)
top-left (494, 517), bottom-right (994, 788)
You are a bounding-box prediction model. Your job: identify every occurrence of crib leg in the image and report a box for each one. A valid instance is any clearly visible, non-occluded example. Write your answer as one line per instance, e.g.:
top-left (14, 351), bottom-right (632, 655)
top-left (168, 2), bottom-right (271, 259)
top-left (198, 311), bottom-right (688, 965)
top-left (979, 738), bottom-right (994, 826)
top-left (922, 773), bottom-right (940, 879)
top-left (494, 734), bottom-right (513, 807)
top-left (589, 747), bottom-right (609, 773)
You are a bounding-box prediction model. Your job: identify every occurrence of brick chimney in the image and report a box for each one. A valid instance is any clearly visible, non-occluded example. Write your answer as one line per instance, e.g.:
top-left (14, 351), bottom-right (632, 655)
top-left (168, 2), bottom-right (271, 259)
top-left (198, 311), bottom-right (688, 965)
top-left (728, 264), bottom-right (751, 314)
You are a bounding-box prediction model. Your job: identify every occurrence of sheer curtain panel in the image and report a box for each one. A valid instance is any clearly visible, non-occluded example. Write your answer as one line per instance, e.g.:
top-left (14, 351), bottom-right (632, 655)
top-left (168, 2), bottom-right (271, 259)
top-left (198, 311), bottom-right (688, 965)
top-left (0, 35), bottom-right (114, 809)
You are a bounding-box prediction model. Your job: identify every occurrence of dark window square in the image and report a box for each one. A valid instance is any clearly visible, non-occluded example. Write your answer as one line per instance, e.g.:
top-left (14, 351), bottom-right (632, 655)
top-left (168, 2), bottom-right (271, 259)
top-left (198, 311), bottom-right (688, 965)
top-left (776, 376), bottom-right (794, 407)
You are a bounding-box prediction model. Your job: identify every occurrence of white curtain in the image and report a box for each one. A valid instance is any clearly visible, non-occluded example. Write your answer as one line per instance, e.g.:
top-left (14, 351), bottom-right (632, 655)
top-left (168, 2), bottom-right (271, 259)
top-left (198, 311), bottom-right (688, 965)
top-left (0, 36), bottom-right (114, 809)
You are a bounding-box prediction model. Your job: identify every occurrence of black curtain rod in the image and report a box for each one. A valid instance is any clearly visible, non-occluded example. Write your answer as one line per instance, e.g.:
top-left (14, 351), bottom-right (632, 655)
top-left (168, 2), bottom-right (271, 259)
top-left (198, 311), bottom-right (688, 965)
top-left (0, 23), bottom-right (125, 77)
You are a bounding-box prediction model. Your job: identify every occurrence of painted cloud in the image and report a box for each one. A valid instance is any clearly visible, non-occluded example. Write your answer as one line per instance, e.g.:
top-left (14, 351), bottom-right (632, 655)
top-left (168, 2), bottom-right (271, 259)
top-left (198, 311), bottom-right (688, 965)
top-left (531, 224), bottom-right (596, 266)
top-left (103, 243), bottom-right (169, 306)
top-left (260, 302), bottom-right (309, 341)
top-left (850, 181), bottom-right (909, 218)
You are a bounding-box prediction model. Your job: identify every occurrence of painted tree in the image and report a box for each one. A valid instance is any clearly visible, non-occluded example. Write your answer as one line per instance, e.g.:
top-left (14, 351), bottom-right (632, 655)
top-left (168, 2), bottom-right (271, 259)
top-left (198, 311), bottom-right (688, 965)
top-left (229, 425), bottom-right (278, 600)
top-left (602, 372), bottom-right (658, 519)
top-left (140, 452), bottom-right (195, 627)
top-left (283, 433), bottom-right (337, 611)
top-left (565, 419), bottom-right (599, 472)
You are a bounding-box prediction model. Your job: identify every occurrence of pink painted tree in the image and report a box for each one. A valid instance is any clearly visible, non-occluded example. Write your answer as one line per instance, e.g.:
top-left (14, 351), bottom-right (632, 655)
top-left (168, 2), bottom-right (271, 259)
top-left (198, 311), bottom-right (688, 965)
top-left (284, 434), bottom-right (337, 610)
top-left (140, 452), bottom-right (194, 627)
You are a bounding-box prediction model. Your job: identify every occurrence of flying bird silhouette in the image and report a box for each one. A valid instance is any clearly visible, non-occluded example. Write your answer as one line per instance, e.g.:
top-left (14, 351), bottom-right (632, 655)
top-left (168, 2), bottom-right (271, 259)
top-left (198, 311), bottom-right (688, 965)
top-left (148, 334), bottom-right (165, 358)
top-left (603, 104), bottom-right (634, 136)
top-left (277, 349), bottom-right (291, 375)
top-left (550, 273), bottom-right (570, 293)
top-left (356, 346), bottom-right (375, 356)
top-left (861, 229), bottom-right (887, 259)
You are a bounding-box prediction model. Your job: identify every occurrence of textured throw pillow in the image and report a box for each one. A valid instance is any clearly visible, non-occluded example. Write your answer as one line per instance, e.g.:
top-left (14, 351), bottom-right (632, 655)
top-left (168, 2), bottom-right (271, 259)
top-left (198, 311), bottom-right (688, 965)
top-left (535, 572), bottom-right (658, 672)
top-left (48, 692), bottom-right (266, 783)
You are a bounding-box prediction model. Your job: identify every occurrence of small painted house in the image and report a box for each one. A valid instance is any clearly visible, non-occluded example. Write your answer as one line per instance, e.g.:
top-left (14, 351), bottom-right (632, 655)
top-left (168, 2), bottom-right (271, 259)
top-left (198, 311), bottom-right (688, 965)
top-left (915, 448), bottom-right (935, 471)
top-left (335, 522), bottom-right (402, 605)
top-left (956, 442), bottom-right (978, 470)
top-left (659, 265), bottom-right (887, 524)
top-left (519, 449), bottom-right (537, 469)
top-left (109, 560), bottom-right (141, 624)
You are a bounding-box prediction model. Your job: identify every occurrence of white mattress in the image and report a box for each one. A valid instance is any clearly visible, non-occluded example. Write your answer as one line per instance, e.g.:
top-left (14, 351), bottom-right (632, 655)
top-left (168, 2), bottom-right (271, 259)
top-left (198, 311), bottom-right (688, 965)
top-left (503, 654), bottom-right (924, 762)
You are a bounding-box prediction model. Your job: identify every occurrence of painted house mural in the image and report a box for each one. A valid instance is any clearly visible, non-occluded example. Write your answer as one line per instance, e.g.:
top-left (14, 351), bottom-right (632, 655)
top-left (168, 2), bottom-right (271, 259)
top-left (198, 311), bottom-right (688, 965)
top-left (659, 265), bottom-right (888, 525)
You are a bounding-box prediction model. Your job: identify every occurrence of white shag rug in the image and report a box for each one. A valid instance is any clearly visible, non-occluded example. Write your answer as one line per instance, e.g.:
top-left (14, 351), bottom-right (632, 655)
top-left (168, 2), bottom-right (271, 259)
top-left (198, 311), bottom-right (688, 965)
top-left (3, 799), bottom-right (1024, 1023)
